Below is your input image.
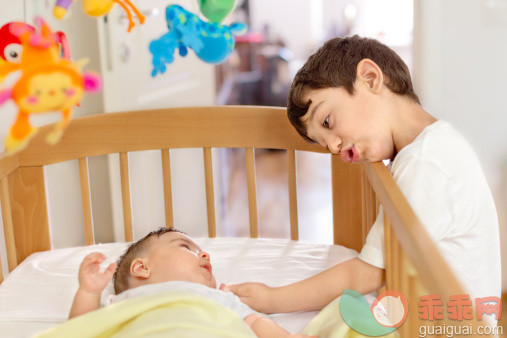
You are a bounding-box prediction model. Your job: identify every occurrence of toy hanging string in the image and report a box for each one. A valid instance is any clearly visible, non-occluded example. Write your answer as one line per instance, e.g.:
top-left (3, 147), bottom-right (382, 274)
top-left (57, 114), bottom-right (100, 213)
top-left (31, 0), bottom-right (41, 24)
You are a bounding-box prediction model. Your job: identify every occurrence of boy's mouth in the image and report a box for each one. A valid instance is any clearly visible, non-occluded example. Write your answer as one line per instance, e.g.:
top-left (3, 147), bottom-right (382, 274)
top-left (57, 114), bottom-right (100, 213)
top-left (340, 146), bottom-right (359, 163)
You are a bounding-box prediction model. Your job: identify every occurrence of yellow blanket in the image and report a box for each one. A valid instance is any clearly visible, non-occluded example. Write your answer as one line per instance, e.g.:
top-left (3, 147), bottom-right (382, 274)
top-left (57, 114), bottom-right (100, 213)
top-left (38, 292), bottom-right (401, 337)
top-left (301, 296), bottom-right (399, 338)
top-left (37, 291), bottom-right (256, 338)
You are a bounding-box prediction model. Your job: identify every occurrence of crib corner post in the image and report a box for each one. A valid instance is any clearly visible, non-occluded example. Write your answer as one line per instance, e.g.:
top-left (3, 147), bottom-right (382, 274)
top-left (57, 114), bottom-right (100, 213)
top-left (8, 166), bottom-right (51, 264)
top-left (331, 156), bottom-right (363, 251)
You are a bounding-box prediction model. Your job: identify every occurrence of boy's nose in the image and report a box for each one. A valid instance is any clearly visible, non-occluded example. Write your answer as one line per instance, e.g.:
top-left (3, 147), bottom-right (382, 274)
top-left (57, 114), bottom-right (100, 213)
top-left (324, 136), bottom-right (341, 154)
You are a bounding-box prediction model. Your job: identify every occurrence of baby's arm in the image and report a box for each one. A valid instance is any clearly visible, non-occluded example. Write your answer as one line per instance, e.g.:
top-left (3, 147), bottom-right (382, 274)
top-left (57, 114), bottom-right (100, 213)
top-left (69, 252), bottom-right (116, 319)
top-left (244, 314), bottom-right (315, 338)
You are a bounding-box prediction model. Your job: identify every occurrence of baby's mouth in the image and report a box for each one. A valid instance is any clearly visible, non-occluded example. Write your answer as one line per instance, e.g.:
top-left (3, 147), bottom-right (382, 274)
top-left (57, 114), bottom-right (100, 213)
top-left (202, 262), bottom-right (212, 273)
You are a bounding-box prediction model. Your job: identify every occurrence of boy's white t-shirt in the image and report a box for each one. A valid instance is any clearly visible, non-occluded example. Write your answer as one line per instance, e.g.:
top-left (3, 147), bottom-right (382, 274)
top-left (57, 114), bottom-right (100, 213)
top-left (358, 120), bottom-right (501, 301)
top-left (106, 281), bottom-right (258, 319)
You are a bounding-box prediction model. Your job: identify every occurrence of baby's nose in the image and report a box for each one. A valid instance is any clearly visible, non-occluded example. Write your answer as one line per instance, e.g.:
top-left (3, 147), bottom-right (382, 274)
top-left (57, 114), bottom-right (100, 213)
top-left (199, 252), bottom-right (210, 261)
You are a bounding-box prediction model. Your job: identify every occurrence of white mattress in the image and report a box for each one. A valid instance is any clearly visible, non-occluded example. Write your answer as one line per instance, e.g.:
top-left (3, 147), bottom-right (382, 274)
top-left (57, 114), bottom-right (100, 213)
top-left (0, 237), bottom-right (359, 337)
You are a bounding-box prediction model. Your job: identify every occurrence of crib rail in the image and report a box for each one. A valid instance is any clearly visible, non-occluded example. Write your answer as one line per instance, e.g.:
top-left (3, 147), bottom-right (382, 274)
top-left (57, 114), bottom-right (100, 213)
top-left (0, 106), bottom-right (474, 335)
top-left (362, 162), bottom-right (491, 336)
top-left (10, 106), bottom-right (328, 167)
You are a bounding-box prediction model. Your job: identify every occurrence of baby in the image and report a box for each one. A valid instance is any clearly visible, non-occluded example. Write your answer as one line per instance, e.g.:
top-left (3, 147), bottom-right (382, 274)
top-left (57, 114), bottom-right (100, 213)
top-left (69, 227), bottom-right (313, 337)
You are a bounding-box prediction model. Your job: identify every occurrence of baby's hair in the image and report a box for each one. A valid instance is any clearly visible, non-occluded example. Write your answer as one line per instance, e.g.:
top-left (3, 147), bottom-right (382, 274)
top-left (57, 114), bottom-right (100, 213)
top-left (287, 35), bottom-right (420, 142)
top-left (113, 227), bottom-right (184, 294)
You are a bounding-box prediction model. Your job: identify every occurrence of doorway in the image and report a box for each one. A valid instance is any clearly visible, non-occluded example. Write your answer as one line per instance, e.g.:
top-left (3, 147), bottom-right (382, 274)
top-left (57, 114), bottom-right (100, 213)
top-left (216, 0), bottom-right (414, 243)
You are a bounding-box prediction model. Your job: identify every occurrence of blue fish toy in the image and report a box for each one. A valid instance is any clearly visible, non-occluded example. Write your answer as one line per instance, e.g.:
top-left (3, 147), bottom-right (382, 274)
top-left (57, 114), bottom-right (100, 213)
top-left (149, 4), bottom-right (247, 76)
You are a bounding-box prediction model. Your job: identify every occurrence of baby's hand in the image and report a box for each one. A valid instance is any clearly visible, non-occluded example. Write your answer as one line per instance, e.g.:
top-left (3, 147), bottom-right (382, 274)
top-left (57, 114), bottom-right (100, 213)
top-left (78, 252), bottom-right (116, 294)
top-left (220, 282), bottom-right (275, 313)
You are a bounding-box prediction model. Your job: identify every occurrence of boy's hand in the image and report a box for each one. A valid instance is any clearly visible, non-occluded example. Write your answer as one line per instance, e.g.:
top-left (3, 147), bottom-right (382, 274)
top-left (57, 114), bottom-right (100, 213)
top-left (78, 252), bottom-right (116, 294)
top-left (220, 282), bottom-right (275, 313)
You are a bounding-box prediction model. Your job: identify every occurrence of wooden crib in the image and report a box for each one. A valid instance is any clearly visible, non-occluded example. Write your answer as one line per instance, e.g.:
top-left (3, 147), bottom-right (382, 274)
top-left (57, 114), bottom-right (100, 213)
top-left (0, 106), bottom-right (477, 336)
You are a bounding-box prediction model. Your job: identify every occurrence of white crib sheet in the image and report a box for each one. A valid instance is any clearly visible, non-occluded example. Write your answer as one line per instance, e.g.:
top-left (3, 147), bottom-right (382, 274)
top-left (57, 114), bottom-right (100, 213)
top-left (0, 237), bottom-right (359, 337)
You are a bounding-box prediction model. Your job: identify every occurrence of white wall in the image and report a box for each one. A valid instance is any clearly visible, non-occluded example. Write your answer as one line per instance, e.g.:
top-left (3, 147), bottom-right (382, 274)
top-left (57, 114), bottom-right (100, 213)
top-left (414, 0), bottom-right (507, 290)
top-left (249, 0), bottom-right (317, 59)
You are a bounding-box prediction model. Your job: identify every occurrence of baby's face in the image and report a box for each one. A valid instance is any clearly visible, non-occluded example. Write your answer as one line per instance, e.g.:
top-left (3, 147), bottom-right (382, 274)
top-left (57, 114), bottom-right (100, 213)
top-left (143, 232), bottom-right (216, 288)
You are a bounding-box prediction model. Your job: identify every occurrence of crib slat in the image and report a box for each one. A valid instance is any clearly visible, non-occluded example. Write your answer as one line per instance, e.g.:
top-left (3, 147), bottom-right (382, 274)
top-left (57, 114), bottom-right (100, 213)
top-left (360, 167), bottom-right (368, 245)
top-left (365, 174), bottom-right (372, 234)
top-left (403, 257), bottom-right (419, 337)
top-left (369, 179), bottom-right (376, 228)
top-left (392, 230), bottom-right (401, 291)
top-left (161, 149), bottom-right (174, 229)
top-left (384, 213), bottom-right (393, 290)
top-left (0, 257), bottom-right (3, 283)
top-left (287, 150), bottom-right (298, 241)
top-left (119, 152), bottom-right (133, 242)
top-left (398, 250), bottom-right (410, 338)
top-left (203, 148), bottom-right (216, 238)
top-left (79, 158), bottom-right (94, 245)
top-left (245, 148), bottom-right (258, 238)
top-left (0, 177), bottom-right (17, 271)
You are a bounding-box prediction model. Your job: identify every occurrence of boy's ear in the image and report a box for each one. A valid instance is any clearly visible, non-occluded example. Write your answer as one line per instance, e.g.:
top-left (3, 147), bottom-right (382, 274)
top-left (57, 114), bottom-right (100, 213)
top-left (356, 59), bottom-right (383, 94)
top-left (130, 258), bottom-right (151, 279)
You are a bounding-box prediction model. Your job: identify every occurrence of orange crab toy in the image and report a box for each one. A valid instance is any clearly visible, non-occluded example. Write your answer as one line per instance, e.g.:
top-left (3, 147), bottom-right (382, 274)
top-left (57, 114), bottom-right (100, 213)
top-left (0, 18), bottom-right (101, 155)
top-left (53, 0), bottom-right (145, 33)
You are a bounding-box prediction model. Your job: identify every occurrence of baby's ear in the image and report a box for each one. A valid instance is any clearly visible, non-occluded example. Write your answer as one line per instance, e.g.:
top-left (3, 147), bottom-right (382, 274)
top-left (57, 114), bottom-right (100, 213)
top-left (130, 258), bottom-right (150, 279)
top-left (356, 58), bottom-right (383, 94)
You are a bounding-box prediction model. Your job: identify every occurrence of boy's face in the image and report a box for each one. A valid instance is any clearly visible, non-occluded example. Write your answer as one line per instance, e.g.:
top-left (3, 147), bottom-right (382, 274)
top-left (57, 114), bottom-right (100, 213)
top-left (139, 232), bottom-right (217, 288)
top-left (300, 84), bottom-right (395, 163)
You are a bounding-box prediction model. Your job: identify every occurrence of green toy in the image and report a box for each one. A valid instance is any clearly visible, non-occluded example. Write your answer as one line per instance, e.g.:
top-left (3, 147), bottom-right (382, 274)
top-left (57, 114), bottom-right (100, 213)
top-left (198, 0), bottom-right (236, 23)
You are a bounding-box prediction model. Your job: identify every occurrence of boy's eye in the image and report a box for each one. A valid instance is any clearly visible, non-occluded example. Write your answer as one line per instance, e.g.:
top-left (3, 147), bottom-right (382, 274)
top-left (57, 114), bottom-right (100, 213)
top-left (180, 243), bottom-right (190, 249)
top-left (323, 116), bottom-right (330, 128)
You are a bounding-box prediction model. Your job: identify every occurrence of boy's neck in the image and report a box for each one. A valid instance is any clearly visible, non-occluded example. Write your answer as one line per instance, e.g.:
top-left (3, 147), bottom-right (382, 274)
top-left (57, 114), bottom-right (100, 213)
top-left (390, 96), bottom-right (437, 158)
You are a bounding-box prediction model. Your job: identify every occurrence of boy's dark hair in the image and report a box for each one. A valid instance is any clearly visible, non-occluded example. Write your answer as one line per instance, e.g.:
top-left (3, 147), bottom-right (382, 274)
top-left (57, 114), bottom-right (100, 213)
top-left (113, 227), bottom-right (184, 294)
top-left (287, 35), bottom-right (420, 142)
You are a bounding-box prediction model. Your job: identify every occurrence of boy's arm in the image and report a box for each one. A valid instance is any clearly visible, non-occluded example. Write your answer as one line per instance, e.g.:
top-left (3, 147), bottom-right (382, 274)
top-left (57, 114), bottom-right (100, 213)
top-left (244, 314), bottom-right (315, 338)
top-left (224, 257), bottom-right (384, 314)
top-left (69, 252), bottom-right (116, 319)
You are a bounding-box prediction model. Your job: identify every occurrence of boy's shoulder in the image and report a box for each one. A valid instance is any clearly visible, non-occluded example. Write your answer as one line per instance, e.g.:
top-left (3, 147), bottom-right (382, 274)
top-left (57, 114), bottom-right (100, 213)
top-left (392, 120), bottom-right (480, 175)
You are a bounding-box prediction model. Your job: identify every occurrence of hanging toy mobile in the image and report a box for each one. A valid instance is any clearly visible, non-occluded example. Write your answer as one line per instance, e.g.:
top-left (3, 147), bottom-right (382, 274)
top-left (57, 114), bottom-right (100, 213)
top-left (53, 0), bottom-right (145, 32)
top-left (0, 22), bottom-right (71, 82)
top-left (0, 18), bottom-right (102, 155)
top-left (149, 1), bottom-right (246, 76)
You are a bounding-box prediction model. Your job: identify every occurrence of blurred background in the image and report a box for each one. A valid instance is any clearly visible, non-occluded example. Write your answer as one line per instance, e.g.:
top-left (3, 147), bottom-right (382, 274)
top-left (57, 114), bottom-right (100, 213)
top-left (0, 0), bottom-right (506, 292)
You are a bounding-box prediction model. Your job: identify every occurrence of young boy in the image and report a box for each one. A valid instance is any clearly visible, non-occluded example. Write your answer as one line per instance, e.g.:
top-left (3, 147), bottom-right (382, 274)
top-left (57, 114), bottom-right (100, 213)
top-left (222, 35), bottom-right (501, 315)
top-left (69, 227), bottom-right (314, 337)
